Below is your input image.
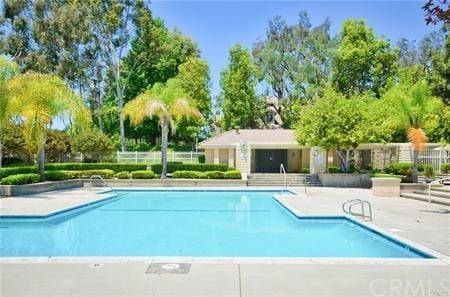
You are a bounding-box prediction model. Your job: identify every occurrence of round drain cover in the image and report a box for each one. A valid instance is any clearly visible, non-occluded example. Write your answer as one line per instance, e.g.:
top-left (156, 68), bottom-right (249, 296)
top-left (161, 263), bottom-right (180, 270)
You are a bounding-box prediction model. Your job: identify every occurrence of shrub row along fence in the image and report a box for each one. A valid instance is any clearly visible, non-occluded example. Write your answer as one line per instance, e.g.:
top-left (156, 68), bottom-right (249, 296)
top-left (0, 163), bottom-right (240, 185)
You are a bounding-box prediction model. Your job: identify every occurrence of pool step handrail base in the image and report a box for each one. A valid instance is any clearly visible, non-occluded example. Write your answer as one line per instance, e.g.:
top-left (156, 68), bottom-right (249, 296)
top-left (342, 199), bottom-right (373, 221)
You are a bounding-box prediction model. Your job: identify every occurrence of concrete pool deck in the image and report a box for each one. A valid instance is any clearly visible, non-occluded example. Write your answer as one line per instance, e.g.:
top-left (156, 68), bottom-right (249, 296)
top-left (0, 188), bottom-right (116, 217)
top-left (1, 186), bottom-right (449, 296)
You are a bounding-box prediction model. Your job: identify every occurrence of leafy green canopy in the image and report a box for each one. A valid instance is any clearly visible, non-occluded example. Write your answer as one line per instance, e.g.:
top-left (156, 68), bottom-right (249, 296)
top-left (253, 12), bottom-right (333, 102)
top-left (295, 89), bottom-right (394, 171)
top-left (296, 89), bottom-right (391, 150)
top-left (380, 81), bottom-right (445, 142)
top-left (123, 78), bottom-right (203, 131)
top-left (332, 20), bottom-right (398, 97)
top-left (220, 45), bottom-right (262, 130)
top-left (7, 73), bottom-right (91, 154)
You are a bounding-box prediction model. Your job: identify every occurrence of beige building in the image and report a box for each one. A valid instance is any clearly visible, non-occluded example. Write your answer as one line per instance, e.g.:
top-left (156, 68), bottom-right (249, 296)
top-left (198, 129), bottom-right (327, 176)
top-left (198, 129), bottom-right (449, 176)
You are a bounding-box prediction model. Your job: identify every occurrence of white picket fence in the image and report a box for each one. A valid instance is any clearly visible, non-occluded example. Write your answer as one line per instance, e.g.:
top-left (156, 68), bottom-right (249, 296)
top-left (418, 147), bottom-right (450, 173)
top-left (115, 151), bottom-right (204, 164)
top-left (397, 143), bottom-right (450, 173)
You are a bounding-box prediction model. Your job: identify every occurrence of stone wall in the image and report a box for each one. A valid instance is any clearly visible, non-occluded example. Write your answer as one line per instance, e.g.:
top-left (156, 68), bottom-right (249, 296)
top-left (0, 180), bottom-right (83, 197)
top-left (319, 173), bottom-right (372, 188)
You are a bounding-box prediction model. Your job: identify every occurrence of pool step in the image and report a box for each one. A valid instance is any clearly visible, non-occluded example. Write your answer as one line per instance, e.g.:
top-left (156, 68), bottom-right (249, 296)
top-left (413, 190), bottom-right (450, 199)
top-left (247, 174), bottom-right (322, 187)
top-left (400, 185), bottom-right (450, 206)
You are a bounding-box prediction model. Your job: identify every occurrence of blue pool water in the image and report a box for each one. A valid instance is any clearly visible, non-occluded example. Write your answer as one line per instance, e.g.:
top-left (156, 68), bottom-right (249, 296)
top-left (0, 190), bottom-right (430, 258)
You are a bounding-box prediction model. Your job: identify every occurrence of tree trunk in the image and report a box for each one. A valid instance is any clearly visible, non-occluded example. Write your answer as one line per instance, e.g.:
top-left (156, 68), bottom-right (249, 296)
top-left (37, 144), bottom-right (45, 182)
top-left (119, 112), bottom-right (126, 152)
top-left (115, 62), bottom-right (126, 152)
top-left (97, 113), bottom-right (103, 133)
top-left (161, 119), bottom-right (169, 179)
top-left (0, 125), bottom-right (3, 167)
top-left (412, 149), bottom-right (419, 183)
top-left (336, 149), bottom-right (351, 173)
top-left (0, 141), bottom-right (3, 168)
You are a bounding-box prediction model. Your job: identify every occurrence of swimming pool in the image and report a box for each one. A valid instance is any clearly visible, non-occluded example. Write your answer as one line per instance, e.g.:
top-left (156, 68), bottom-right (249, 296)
top-left (0, 190), bottom-right (431, 258)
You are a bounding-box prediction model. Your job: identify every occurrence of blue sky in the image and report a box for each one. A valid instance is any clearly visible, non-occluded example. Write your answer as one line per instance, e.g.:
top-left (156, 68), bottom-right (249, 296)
top-left (151, 0), bottom-right (437, 96)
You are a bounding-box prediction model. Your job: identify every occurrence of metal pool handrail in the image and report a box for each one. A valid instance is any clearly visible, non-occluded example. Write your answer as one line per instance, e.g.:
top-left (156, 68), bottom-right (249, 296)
top-left (89, 175), bottom-right (111, 192)
top-left (280, 163), bottom-right (287, 190)
top-left (342, 199), bottom-right (373, 221)
top-left (428, 177), bottom-right (450, 203)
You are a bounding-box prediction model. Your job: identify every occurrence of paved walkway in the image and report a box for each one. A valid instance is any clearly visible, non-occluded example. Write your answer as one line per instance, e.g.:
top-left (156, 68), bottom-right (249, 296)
top-left (2, 262), bottom-right (449, 297)
top-left (1, 186), bottom-right (450, 296)
top-left (284, 187), bottom-right (450, 256)
top-left (0, 188), bottom-right (114, 217)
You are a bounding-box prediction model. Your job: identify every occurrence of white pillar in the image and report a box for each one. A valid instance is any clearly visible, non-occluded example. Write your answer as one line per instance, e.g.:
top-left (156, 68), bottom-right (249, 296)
top-left (228, 148), bottom-right (234, 168)
top-left (213, 148), bottom-right (220, 164)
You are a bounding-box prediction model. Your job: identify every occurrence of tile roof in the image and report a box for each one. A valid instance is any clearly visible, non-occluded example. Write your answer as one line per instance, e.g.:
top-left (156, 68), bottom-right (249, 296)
top-left (198, 129), bottom-right (298, 147)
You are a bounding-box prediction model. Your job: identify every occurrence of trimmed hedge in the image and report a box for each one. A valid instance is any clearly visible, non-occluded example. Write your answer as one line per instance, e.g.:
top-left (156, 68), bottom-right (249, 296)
top-left (172, 171), bottom-right (205, 179)
top-left (301, 168), bottom-right (310, 174)
top-left (385, 163), bottom-right (425, 175)
top-left (327, 166), bottom-right (342, 173)
top-left (172, 170), bottom-right (241, 179)
top-left (223, 170), bottom-right (241, 179)
top-left (0, 166), bottom-right (37, 179)
top-left (131, 170), bottom-right (155, 179)
top-left (441, 163), bottom-right (450, 174)
top-left (44, 169), bottom-right (115, 181)
top-left (204, 171), bottom-right (225, 179)
top-left (151, 163), bottom-right (229, 174)
top-left (0, 173), bottom-right (40, 185)
top-left (44, 163), bottom-right (148, 172)
top-left (45, 170), bottom-right (74, 181)
top-left (116, 171), bottom-right (131, 179)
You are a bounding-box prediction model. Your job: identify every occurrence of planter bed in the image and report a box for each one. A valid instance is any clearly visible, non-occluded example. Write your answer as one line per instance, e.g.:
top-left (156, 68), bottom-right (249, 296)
top-left (319, 173), bottom-right (372, 188)
top-left (0, 180), bottom-right (83, 197)
top-left (81, 178), bottom-right (247, 188)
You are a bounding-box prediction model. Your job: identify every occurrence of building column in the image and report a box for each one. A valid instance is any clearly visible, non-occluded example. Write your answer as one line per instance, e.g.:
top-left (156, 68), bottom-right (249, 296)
top-left (228, 148), bottom-right (234, 168)
top-left (213, 148), bottom-right (219, 164)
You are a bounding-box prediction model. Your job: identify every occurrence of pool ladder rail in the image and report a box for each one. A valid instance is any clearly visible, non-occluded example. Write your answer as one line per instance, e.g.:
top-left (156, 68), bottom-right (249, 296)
top-left (342, 199), bottom-right (373, 221)
top-left (89, 175), bottom-right (114, 193)
top-left (280, 163), bottom-right (307, 194)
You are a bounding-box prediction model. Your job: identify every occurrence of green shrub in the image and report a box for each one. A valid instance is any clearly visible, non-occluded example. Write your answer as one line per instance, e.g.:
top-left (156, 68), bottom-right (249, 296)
top-left (44, 170), bottom-right (74, 181)
top-left (423, 165), bottom-right (435, 178)
top-left (151, 163), bottom-right (228, 174)
top-left (79, 170), bottom-right (115, 178)
top-left (301, 168), bottom-right (310, 174)
top-left (131, 170), bottom-right (155, 179)
top-left (198, 155), bottom-right (205, 163)
top-left (328, 166), bottom-right (342, 173)
top-left (0, 166), bottom-right (37, 179)
top-left (0, 173), bottom-right (40, 185)
top-left (172, 171), bottom-right (205, 179)
top-left (204, 171), bottom-right (225, 179)
top-left (133, 142), bottom-right (151, 152)
top-left (44, 163), bottom-right (147, 172)
top-left (223, 170), bottom-right (241, 179)
top-left (441, 163), bottom-right (450, 174)
top-left (386, 163), bottom-right (425, 176)
top-left (71, 130), bottom-right (115, 162)
top-left (116, 171), bottom-right (131, 179)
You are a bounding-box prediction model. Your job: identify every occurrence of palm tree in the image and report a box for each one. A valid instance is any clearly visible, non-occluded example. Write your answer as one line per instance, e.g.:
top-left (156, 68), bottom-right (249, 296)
top-left (383, 81), bottom-right (443, 183)
top-left (0, 57), bottom-right (19, 167)
top-left (7, 73), bottom-right (91, 180)
top-left (123, 78), bottom-right (203, 178)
